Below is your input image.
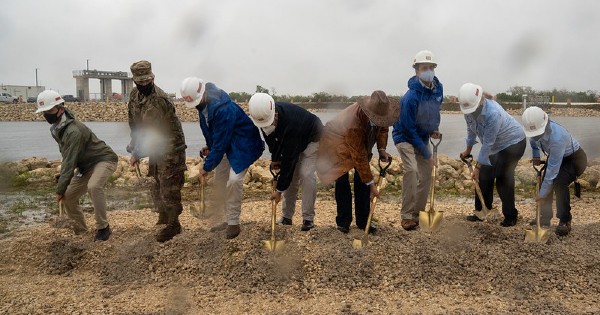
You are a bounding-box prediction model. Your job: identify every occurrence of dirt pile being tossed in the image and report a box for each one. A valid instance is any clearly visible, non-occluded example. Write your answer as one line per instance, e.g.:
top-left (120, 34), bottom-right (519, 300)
top-left (1, 192), bottom-right (600, 314)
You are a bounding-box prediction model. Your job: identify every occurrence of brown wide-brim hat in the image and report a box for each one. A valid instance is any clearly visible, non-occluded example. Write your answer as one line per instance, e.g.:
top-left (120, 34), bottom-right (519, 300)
top-left (357, 90), bottom-right (400, 127)
top-left (130, 60), bottom-right (155, 82)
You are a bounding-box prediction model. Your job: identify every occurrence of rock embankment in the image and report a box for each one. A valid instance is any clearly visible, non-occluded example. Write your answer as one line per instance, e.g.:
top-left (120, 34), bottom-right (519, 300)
top-left (3, 155), bottom-right (600, 194)
top-left (2, 101), bottom-right (600, 122)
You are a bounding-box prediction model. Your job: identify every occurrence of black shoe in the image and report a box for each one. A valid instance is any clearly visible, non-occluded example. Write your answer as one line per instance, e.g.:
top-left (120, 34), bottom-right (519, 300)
top-left (277, 217), bottom-right (293, 225)
top-left (556, 221), bottom-right (571, 236)
top-left (337, 225), bottom-right (350, 234)
top-left (500, 217), bottom-right (518, 227)
top-left (156, 212), bottom-right (168, 225)
top-left (466, 214), bottom-right (484, 222)
top-left (95, 224), bottom-right (111, 241)
top-left (226, 224), bottom-right (241, 239)
top-left (156, 218), bottom-right (181, 242)
top-left (300, 220), bottom-right (314, 231)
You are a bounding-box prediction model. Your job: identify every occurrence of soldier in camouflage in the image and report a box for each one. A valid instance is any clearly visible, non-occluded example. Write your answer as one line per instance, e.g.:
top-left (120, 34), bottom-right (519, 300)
top-left (127, 60), bottom-right (187, 242)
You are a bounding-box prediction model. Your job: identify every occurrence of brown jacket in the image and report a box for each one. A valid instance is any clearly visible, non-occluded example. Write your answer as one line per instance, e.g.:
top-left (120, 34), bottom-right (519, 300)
top-left (316, 103), bottom-right (388, 185)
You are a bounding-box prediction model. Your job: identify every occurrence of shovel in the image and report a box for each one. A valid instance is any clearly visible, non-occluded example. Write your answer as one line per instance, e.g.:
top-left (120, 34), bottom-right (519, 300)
top-left (419, 136), bottom-right (444, 233)
top-left (353, 158), bottom-right (392, 249)
top-left (58, 200), bottom-right (65, 217)
top-left (460, 155), bottom-right (498, 220)
top-left (191, 153), bottom-right (208, 219)
top-left (263, 165), bottom-right (285, 252)
top-left (525, 161), bottom-right (550, 243)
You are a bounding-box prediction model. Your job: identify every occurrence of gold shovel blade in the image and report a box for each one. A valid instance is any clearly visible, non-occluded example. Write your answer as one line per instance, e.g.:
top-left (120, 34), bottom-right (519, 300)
top-left (263, 240), bottom-right (285, 252)
top-left (524, 227), bottom-right (551, 243)
top-left (419, 210), bottom-right (444, 233)
top-left (352, 235), bottom-right (370, 249)
top-left (474, 209), bottom-right (488, 220)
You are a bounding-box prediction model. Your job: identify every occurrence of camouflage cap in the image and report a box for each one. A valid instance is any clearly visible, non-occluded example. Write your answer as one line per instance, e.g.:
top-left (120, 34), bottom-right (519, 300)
top-left (130, 60), bottom-right (155, 82)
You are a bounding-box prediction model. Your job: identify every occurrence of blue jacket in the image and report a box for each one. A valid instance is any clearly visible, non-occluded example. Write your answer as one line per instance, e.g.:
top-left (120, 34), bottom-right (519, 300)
top-left (465, 99), bottom-right (526, 166)
top-left (392, 76), bottom-right (443, 159)
top-left (198, 83), bottom-right (264, 173)
top-left (530, 121), bottom-right (580, 198)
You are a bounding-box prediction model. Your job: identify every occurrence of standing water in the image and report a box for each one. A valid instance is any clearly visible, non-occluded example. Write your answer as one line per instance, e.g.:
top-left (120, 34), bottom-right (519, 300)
top-left (0, 114), bottom-right (599, 162)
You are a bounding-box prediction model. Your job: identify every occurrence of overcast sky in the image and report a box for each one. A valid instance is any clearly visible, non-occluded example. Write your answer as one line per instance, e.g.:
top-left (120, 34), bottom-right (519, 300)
top-left (1, 0), bottom-right (599, 98)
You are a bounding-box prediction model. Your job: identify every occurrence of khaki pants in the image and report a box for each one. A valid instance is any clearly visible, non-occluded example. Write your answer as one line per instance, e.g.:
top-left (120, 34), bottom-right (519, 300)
top-left (213, 156), bottom-right (247, 225)
top-left (396, 142), bottom-right (431, 220)
top-left (281, 142), bottom-right (318, 222)
top-left (63, 161), bottom-right (117, 231)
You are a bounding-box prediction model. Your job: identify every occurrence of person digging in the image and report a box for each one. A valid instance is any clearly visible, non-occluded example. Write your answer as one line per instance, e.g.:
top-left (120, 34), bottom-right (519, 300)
top-left (248, 93), bottom-right (323, 231)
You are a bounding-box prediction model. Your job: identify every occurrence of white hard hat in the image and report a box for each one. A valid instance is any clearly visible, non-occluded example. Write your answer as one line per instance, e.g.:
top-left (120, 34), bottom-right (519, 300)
top-left (413, 50), bottom-right (437, 67)
top-left (35, 90), bottom-right (64, 113)
top-left (180, 77), bottom-right (206, 108)
top-left (248, 93), bottom-right (276, 128)
top-left (458, 83), bottom-right (483, 114)
top-left (521, 106), bottom-right (548, 138)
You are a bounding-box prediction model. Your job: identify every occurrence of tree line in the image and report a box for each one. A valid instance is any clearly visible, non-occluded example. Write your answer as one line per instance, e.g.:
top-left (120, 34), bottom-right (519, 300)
top-left (228, 85), bottom-right (598, 104)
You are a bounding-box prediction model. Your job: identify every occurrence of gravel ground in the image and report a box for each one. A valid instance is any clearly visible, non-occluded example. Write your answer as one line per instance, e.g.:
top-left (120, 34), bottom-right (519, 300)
top-left (1, 190), bottom-right (600, 314)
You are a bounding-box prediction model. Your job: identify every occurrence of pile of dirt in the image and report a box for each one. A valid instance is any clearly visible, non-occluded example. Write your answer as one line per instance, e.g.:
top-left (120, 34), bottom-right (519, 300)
top-left (1, 192), bottom-right (600, 314)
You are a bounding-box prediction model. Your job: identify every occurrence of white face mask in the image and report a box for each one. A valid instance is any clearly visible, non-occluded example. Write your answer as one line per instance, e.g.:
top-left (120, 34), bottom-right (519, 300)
top-left (418, 69), bottom-right (435, 83)
top-left (262, 125), bottom-right (276, 135)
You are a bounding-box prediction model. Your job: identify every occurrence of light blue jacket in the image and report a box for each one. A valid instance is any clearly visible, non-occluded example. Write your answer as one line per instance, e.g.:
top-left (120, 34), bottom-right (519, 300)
top-left (465, 99), bottom-right (525, 166)
top-left (530, 121), bottom-right (580, 198)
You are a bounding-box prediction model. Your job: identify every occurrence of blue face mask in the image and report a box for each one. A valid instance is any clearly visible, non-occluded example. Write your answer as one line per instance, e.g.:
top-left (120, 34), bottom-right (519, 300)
top-left (418, 70), bottom-right (435, 83)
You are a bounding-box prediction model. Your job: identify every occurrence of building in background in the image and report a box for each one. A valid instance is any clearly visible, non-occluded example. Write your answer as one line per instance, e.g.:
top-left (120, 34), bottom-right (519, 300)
top-left (0, 85), bottom-right (45, 102)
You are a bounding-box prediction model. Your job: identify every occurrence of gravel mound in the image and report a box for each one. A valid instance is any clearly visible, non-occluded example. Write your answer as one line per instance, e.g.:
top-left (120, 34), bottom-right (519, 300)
top-left (1, 195), bottom-right (600, 314)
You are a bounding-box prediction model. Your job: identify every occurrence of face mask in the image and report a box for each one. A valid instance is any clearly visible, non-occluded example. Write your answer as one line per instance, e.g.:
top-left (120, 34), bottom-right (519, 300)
top-left (136, 82), bottom-right (154, 96)
top-left (43, 111), bottom-right (61, 124)
top-left (262, 125), bottom-right (276, 135)
top-left (418, 70), bottom-right (435, 83)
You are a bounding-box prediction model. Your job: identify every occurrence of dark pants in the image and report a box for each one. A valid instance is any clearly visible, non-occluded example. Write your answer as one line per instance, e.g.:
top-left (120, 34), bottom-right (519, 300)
top-left (475, 138), bottom-right (526, 220)
top-left (335, 170), bottom-right (370, 229)
top-left (540, 148), bottom-right (587, 223)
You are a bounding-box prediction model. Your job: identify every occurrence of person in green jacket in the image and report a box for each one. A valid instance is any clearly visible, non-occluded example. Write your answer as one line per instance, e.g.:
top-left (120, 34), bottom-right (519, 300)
top-left (36, 90), bottom-right (118, 241)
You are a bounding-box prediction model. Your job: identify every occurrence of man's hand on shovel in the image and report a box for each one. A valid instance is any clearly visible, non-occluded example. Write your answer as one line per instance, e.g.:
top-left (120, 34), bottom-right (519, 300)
top-left (271, 190), bottom-right (282, 203)
top-left (378, 150), bottom-right (392, 162)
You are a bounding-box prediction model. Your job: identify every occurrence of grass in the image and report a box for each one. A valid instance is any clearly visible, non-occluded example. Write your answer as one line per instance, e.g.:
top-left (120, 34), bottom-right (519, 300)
top-left (9, 200), bottom-right (29, 217)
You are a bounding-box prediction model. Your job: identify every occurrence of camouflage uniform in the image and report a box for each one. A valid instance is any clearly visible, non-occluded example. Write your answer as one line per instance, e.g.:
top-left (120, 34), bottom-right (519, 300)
top-left (127, 61), bottom-right (187, 229)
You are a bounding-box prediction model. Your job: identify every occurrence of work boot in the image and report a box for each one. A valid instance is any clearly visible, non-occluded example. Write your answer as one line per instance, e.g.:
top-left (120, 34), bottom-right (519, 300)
top-left (500, 217), bottom-right (518, 227)
top-left (337, 225), bottom-right (350, 234)
top-left (209, 222), bottom-right (227, 232)
top-left (94, 224), bottom-right (112, 241)
top-left (301, 220), bottom-right (314, 231)
top-left (156, 212), bottom-right (169, 225)
top-left (401, 219), bottom-right (418, 231)
top-left (277, 217), bottom-right (293, 225)
top-left (156, 217), bottom-right (182, 242)
top-left (556, 220), bottom-right (571, 236)
top-left (466, 214), bottom-right (484, 222)
top-left (226, 224), bottom-right (241, 239)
